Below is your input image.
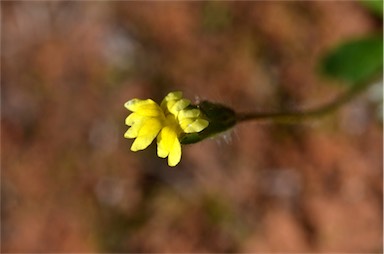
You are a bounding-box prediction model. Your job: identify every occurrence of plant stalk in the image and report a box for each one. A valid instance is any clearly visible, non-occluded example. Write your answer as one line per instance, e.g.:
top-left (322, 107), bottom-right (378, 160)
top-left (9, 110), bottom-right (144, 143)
top-left (236, 78), bottom-right (378, 124)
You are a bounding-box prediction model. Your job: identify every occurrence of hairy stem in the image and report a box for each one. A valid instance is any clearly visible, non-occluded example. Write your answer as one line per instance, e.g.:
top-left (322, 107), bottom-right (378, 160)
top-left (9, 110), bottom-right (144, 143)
top-left (236, 78), bottom-right (378, 124)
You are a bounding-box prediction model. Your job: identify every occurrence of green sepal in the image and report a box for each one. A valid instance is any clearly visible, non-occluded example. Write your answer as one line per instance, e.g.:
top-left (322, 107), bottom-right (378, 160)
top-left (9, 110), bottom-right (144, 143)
top-left (180, 101), bottom-right (237, 144)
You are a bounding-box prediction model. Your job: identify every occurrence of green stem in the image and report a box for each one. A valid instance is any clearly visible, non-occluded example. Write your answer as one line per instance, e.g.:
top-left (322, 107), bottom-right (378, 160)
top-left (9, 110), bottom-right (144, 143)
top-left (236, 78), bottom-right (377, 124)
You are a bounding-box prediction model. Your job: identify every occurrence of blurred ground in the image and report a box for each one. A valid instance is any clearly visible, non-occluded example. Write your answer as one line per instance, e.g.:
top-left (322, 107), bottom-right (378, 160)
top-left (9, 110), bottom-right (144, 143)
top-left (1, 1), bottom-right (383, 253)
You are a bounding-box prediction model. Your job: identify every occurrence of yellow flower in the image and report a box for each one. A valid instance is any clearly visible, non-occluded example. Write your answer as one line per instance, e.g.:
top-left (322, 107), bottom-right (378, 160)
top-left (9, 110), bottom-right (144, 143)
top-left (124, 91), bottom-right (209, 166)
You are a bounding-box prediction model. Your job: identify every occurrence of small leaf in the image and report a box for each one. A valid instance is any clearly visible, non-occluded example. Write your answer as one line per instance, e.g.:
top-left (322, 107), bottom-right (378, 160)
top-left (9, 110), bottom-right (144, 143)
top-left (359, 0), bottom-right (383, 18)
top-left (321, 36), bottom-right (383, 85)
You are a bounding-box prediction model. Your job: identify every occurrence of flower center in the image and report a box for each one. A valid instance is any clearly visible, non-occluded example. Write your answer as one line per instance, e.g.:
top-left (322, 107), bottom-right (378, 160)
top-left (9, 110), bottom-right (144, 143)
top-left (164, 113), bottom-right (182, 135)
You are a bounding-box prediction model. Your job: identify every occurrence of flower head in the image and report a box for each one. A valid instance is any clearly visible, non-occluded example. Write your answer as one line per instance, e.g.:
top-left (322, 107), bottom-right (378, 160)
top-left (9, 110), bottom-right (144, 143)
top-left (124, 91), bottom-right (209, 166)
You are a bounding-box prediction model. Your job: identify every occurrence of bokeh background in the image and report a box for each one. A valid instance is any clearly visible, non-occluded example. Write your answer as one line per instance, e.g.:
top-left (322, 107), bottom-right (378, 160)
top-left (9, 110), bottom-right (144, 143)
top-left (1, 1), bottom-right (383, 252)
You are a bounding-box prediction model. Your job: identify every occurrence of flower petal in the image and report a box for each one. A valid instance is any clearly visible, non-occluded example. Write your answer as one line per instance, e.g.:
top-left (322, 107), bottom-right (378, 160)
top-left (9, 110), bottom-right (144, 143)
top-left (156, 126), bottom-right (176, 158)
top-left (157, 132), bottom-right (169, 159)
top-left (179, 118), bottom-right (194, 130)
top-left (131, 118), bottom-right (162, 151)
top-left (156, 125), bottom-right (182, 166)
top-left (178, 109), bottom-right (200, 120)
top-left (124, 124), bottom-right (141, 138)
top-left (160, 92), bottom-right (190, 115)
top-left (125, 112), bottom-right (143, 126)
top-left (125, 99), bottom-right (164, 117)
top-left (157, 144), bottom-right (169, 158)
top-left (164, 91), bottom-right (182, 101)
top-left (168, 138), bottom-right (181, 167)
top-left (169, 99), bottom-right (190, 115)
top-left (179, 118), bottom-right (209, 133)
top-left (161, 99), bottom-right (176, 113)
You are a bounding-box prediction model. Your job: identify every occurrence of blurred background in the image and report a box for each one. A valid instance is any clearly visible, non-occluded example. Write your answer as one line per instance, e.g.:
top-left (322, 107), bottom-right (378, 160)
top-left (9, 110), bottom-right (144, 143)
top-left (1, 1), bottom-right (383, 252)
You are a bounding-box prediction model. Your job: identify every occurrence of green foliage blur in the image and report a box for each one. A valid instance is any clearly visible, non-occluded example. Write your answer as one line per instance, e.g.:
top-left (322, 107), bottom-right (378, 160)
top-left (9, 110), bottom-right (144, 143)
top-left (321, 0), bottom-right (383, 86)
top-left (321, 36), bottom-right (383, 84)
top-left (359, 0), bottom-right (383, 17)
